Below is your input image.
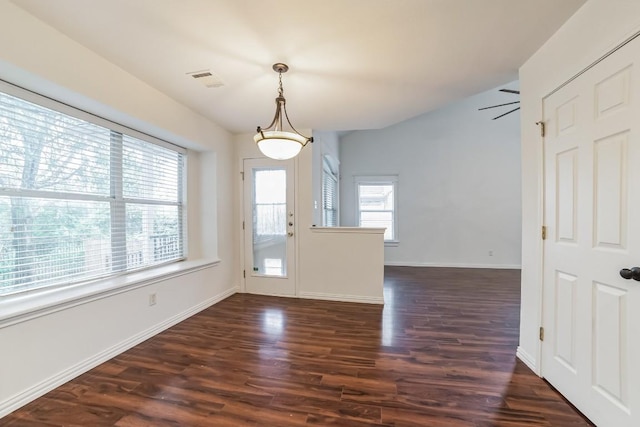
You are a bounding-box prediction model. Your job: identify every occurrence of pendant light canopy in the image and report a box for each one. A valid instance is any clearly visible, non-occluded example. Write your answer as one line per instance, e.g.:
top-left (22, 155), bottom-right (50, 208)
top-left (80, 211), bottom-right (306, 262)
top-left (254, 63), bottom-right (313, 160)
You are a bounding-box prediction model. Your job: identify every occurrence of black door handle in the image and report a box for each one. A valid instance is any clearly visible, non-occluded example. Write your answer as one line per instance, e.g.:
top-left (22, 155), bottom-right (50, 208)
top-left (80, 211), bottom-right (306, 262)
top-left (619, 267), bottom-right (640, 281)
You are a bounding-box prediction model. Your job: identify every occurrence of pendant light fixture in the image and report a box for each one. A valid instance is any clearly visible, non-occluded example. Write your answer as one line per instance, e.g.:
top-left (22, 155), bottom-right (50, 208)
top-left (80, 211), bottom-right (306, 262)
top-left (254, 63), bottom-right (313, 160)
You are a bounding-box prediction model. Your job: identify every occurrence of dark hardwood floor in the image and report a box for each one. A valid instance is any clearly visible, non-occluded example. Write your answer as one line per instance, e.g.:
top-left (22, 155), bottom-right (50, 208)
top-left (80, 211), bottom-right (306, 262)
top-left (1, 266), bottom-right (593, 426)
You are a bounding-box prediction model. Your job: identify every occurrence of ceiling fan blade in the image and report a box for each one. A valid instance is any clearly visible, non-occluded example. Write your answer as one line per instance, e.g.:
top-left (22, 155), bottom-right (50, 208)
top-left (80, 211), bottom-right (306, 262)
top-left (499, 89), bottom-right (520, 94)
top-left (478, 101), bottom-right (520, 111)
top-left (492, 107), bottom-right (520, 120)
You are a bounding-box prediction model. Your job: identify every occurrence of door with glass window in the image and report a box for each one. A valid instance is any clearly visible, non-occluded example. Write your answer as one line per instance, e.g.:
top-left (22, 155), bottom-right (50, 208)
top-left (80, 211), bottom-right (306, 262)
top-left (243, 158), bottom-right (296, 296)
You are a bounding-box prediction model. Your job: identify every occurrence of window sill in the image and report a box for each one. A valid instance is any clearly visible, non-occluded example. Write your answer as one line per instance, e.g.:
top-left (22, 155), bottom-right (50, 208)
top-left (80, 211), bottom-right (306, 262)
top-left (0, 258), bottom-right (220, 328)
top-left (384, 240), bottom-right (400, 247)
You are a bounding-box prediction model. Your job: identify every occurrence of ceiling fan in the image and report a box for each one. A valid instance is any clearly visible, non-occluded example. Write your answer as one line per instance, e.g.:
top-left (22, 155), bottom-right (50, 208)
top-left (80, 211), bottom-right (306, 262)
top-left (479, 89), bottom-right (520, 120)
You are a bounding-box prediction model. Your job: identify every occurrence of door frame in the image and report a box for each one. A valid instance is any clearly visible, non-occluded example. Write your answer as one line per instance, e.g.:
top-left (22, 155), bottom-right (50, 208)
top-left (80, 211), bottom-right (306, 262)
top-left (538, 29), bottom-right (640, 376)
top-left (239, 156), bottom-right (299, 297)
top-left (538, 31), bottom-right (640, 427)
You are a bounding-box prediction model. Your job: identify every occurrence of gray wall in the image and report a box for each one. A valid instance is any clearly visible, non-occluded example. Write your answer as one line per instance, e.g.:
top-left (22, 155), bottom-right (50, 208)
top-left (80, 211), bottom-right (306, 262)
top-left (340, 84), bottom-right (522, 268)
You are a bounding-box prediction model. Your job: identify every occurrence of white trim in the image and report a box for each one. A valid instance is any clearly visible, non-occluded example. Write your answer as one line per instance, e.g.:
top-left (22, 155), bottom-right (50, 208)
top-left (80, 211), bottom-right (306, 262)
top-left (0, 283), bottom-right (237, 418)
top-left (299, 291), bottom-right (384, 305)
top-left (310, 226), bottom-right (385, 234)
top-left (535, 29), bottom-right (640, 384)
top-left (239, 158), bottom-right (247, 293)
top-left (384, 261), bottom-right (521, 269)
top-left (241, 157), bottom-right (297, 297)
top-left (354, 174), bottom-right (399, 242)
top-left (0, 258), bottom-right (220, 327)
top-left (517, 346), bottom-right (539, 375)
top-left (353, 175), bottom-right (399, 184)
top-left (545, 30), bottom-right (640, 99)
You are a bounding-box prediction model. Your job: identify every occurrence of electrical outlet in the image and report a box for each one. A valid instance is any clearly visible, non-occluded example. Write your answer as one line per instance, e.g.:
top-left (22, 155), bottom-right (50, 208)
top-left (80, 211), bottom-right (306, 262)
top-left (149, 293), bottom-right (157, 306)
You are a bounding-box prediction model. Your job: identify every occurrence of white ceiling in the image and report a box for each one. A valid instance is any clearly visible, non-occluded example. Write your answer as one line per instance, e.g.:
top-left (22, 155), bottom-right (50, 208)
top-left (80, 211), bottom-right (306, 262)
top-left (11, 0), bottom-right (585, 133)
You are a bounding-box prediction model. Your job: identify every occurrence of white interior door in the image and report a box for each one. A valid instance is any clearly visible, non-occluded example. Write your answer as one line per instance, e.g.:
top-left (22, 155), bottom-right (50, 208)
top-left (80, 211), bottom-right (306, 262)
top-left (542, 37), bottom-right (640, 427)
top-left (243, 158), bottom-right (296, 297)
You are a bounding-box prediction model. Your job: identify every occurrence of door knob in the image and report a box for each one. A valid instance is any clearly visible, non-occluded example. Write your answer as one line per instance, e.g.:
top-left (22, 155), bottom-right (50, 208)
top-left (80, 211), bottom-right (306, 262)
top-left (619, 267), bottom-right (640, 281)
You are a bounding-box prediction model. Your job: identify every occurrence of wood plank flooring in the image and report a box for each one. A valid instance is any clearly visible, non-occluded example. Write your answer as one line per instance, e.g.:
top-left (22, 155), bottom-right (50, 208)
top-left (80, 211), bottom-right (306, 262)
top-left (1, 266), bottom-right (593, 426)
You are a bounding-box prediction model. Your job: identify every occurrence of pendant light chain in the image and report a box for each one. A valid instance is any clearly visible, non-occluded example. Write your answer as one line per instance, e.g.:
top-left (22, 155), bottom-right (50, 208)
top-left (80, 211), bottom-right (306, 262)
top-left (278, 71), bottom-right (284, 97)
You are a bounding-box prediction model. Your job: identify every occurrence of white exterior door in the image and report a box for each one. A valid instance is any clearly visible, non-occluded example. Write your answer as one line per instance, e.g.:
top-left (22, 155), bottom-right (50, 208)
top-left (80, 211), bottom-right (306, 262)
top-left (243, 158), bottom-right (296, 297)
top-left (542, 37), bottom-right (640, 426)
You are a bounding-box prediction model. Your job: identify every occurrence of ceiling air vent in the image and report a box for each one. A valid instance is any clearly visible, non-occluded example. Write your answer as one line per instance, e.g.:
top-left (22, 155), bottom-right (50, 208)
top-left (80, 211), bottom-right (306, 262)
top-left (187, 69), bottom-right (224, 88)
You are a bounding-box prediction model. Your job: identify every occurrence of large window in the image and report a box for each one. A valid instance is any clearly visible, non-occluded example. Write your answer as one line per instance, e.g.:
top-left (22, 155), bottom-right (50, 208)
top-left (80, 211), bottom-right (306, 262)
top-left (356, 176), bottom-right (397, 242)
top-left (0, 85), bottom-right (185, 296)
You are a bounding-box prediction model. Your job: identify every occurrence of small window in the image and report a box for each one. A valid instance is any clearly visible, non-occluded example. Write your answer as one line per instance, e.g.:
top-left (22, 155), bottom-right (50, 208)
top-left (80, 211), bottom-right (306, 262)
top-left (322, 156), bottom-right (339, 227)
top-left (356, 176), bottom-right (397, 242)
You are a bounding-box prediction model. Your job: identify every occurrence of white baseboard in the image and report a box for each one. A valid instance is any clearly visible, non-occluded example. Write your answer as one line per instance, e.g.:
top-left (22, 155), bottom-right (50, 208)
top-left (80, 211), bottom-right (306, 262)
top-left (298, 291), bottom-right (384, 305)
top-left (384, 261), bottom-right (521, 269)
top-left (516, 346), bottom-right (539, 375)
top-left (0, 286), bottom-right (238, 418)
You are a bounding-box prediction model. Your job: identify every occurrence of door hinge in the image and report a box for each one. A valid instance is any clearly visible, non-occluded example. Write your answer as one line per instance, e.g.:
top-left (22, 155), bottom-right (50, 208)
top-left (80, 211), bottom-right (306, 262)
top-left (242, 221), bottom-right (245, 230)
top-left (241, 171), bottom-right (244, 180)
top-left (539, 326), bottom-right (545, 341)
top-left (536, 121), bottom-right (546, 137)
top-left (541, 225), bottom-right (547, 240)
top-left (243, 269), bottom-right (245, 278)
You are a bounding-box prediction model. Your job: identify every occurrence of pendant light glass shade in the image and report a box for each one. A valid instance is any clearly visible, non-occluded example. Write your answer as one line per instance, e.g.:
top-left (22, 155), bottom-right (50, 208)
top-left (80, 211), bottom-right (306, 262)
top-left (254, 63), bottom-right (312, 160)
top-left (254, 130), bottom-right (306, 160)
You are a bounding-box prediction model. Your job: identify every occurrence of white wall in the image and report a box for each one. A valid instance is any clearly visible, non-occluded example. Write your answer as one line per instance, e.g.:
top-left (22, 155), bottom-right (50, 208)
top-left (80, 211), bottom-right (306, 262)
top-left (0, 262), bottom-right (233, 416)
top-left (0, 2), bottom-right (238, 416)
top-left (299, 227), bottom-right (384, 303)
top-left (235, 134), bottom-right (384, 303)
top-left (518, 0), bottom-right (640, 373)
top-left (340, 85), bottom-right (522, 268)
top-left (296, 142), bottom-right (384, 303)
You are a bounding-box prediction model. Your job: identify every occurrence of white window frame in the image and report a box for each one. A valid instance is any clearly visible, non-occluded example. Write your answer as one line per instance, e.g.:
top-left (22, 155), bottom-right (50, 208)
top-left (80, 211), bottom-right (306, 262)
top-left (0, 80), bottom-right (187, 297)
top-left (355, 175), bottom-right (398, 245)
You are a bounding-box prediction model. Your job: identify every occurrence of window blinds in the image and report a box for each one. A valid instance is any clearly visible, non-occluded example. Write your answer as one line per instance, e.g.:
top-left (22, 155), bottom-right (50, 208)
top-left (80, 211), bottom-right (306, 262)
top-left (322, 161), bottom-right (338, 227)
top-left (0, 87), bottom-right (185, 296)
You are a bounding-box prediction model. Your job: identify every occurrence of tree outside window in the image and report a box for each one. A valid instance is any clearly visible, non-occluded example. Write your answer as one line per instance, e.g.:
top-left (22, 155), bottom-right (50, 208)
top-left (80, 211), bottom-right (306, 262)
top-left (0, 87), bottom-right (185, 296)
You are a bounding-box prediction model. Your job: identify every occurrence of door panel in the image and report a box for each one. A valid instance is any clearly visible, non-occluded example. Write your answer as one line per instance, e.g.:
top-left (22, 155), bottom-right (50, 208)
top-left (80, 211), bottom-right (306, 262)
top-left (542, 36), bottom-right (640, 427)
top-left (243, 158), bottom-right (296, 296)
top-left (553, 271), bottom-right (577, 372)
top-left (593, 132), bottom-right (628, 249)
top-left (555, 148), bottom-right (578, 243)
top-left (593, 282), bottom-right (628, 409)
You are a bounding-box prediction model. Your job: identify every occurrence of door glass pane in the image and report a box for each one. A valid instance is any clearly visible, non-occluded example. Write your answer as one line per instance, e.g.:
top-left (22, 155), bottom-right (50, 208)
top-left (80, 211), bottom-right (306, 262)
top-left (252, 169), bottom-right (287, 277)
